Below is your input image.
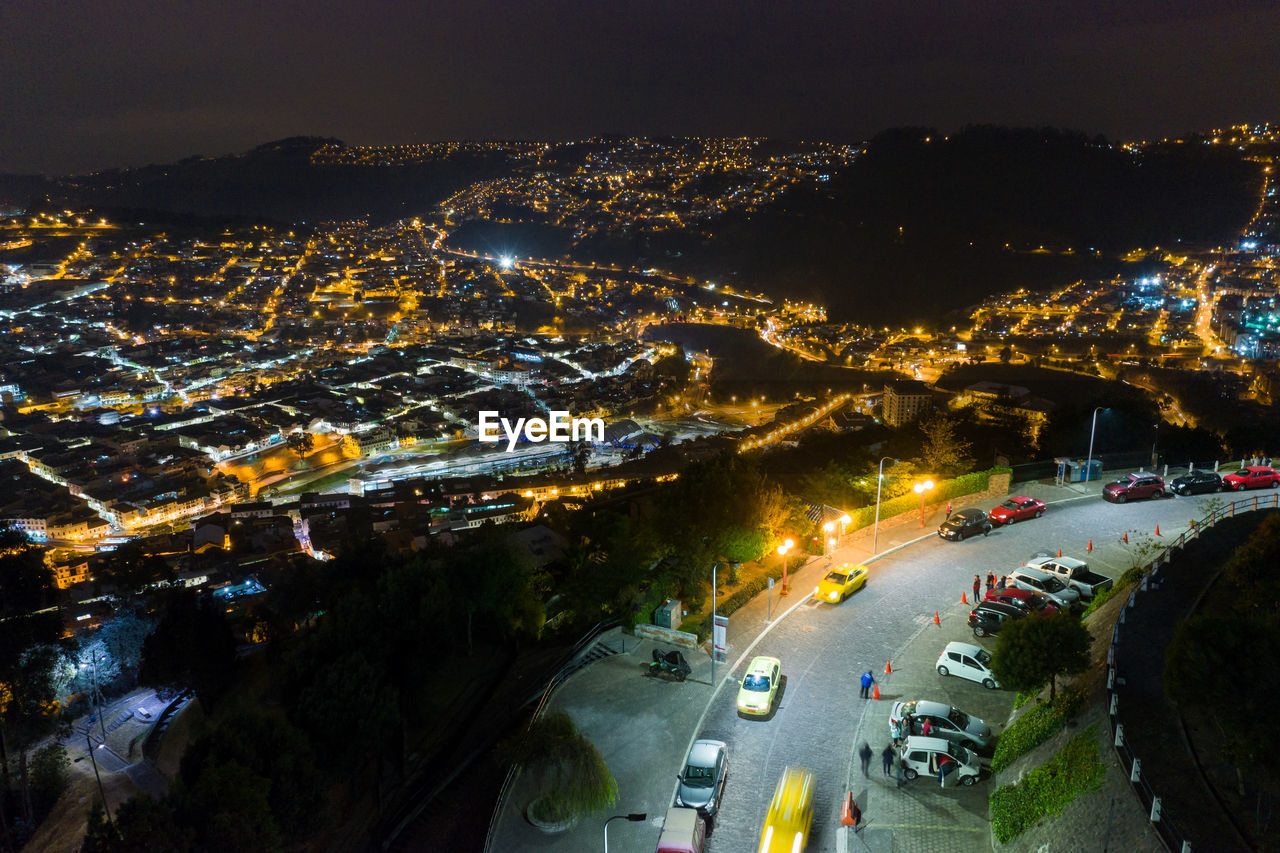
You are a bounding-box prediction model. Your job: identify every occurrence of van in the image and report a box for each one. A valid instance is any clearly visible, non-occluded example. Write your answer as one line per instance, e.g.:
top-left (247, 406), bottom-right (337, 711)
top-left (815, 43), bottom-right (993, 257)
top-left (899, 735), bottom-right (981, 786)
top-left (656, 806), bottom-right (705, 853)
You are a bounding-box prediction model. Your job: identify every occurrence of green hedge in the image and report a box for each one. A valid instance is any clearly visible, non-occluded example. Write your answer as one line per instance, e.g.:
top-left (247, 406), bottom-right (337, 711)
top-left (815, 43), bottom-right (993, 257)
top-left (694, 565), bottom-right (788, 642)
top-left (990, 726), bottom-right (1105, 843)
top-left (1081, 565), bottom-right (1144, 620)
top-left (991, 689), bottom-right (1086, 773)
top-left (843, 467), bottom-right (1011, 532)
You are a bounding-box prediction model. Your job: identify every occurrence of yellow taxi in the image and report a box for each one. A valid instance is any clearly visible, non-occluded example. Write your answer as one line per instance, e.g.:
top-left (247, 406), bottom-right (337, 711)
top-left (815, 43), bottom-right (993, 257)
top-left (757, 766), bottom-right (815, 853)
top-left (813, 563), bottom-right (868, 604)
top-left (736, 655), bottom-right (782, 717)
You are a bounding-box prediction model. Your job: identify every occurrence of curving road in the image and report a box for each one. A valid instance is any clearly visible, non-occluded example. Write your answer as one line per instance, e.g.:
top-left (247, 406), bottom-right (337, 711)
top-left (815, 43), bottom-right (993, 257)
top-left (692, 487), bottom-right (1235, 853)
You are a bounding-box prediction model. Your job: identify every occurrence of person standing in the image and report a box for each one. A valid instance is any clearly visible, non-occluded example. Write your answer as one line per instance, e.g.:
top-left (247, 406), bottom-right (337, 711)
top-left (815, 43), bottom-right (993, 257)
top-left (860, 670), bottom-right (875, 699)
top-left (986, 571), bottom-right (996, 592)
top-left (881, 744), bottom-right (895, 778)
top-left (921, 717), bottom-right (933, 737)
top-left (972, 575), bottom-right (981, 601)
top-left (859, 742), bottom-right (873, 778)
top-left (945, 502), bottom-right (952, 519)
top-left (889, 717), bottom-right (902, 747)
top-left (896, 756), bottom-right (907, 788)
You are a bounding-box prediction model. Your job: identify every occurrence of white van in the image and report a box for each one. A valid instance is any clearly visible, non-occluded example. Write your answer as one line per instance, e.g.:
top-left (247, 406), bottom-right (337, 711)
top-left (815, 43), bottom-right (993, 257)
top-left (935, 641), bottom-right (1000, 689)
top-left (899, 735), bottom-right (981, 786)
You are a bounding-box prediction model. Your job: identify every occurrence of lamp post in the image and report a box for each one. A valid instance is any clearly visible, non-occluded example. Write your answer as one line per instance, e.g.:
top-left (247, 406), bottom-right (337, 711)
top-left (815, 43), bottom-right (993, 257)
top-left (604, 813), bottom-right (647, 852)
top-left (822, 520), bottom-right (835, 562)
top-left (1086, 406), bottom-right (1106, 482)
top-left (777, 538), bottom-right (795, 595)
top-left (710, 559), bottom-right (739, 688)
top-left (872, 456), bottom-right (898, 555)
top-left (913, 480), bottom-right (935, 527)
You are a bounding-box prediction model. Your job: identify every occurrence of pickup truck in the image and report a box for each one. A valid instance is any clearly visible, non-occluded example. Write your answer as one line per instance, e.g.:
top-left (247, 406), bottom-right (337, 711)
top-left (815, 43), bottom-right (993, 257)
top-left (1025, 553), bottom-right (1113, 600)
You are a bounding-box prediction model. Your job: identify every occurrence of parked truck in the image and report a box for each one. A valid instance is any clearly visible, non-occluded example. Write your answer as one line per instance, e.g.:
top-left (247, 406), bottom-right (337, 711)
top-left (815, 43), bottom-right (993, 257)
top-left (1025, 552), bottom-right (1113, 600)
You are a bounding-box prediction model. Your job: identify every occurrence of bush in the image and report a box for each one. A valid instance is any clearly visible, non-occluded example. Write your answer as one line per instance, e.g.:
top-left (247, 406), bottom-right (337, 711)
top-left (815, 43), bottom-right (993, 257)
top-left (843, 467), bottom-right (1010, 532)
top-left (1081, 565), bottom-right (1144, 620)
top-left (694, 564), bottom-right (787, 641)
top-left (990, 726), bottom-right (1105, 843)
top-left (30, 743), bottom-right (70, 820)
top-left (991, 689), bottom-right (1086, 773)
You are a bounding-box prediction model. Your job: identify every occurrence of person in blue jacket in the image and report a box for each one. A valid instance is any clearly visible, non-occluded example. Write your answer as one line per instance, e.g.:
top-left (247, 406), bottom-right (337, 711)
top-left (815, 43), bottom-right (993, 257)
top-left (860, 670), bottom-right (875, 699)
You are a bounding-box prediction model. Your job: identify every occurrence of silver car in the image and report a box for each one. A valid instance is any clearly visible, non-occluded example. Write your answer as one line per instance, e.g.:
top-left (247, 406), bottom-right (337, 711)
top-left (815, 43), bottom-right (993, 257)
top-left (890, 700), bottom-right (993, 750)
top-left (674, 739), bottom-right (728, 819)
top-left (1008, 567), bottom-right (1080, 609)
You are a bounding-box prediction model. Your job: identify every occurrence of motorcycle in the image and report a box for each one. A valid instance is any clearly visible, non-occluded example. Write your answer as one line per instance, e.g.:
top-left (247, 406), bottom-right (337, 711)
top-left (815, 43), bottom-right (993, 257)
top-left (648, 648), bottom-right (691, 681)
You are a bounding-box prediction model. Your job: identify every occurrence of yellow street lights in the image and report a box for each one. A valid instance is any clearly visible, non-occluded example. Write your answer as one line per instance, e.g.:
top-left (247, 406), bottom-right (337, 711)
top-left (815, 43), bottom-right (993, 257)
top-left (777, 538), bottom-right (795, 595)
top-left (913, 480), bottom-right (935, 528)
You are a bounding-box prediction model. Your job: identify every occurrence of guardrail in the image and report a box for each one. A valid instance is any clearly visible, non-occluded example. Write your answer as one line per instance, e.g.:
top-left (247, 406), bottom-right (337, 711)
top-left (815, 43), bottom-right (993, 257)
top-left (1107, 494), bottom-right (1277, 852)
top-left (477, 618), bottom-right (621, 853)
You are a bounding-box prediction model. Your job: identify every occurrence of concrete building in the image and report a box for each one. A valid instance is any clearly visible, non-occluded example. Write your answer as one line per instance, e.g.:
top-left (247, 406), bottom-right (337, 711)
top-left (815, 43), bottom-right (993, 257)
top-left (882, 380), bottom-right (933, 426)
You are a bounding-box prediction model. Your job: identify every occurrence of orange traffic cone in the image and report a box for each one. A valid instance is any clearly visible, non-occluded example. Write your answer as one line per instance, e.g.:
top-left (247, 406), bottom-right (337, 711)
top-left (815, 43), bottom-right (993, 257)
top-left (884, 659), bottom-right (892, 675)
top-left (933, 611), bottom-right (941, 626)
top-left (841, 792), bottom-right (861, 827)
top-left (1057, 548), bottom-right (1062, 558)
top-left (873, 683), bottom-right (881, 700)
top-left (961, 591), bottom-right (967, 604)
top-left (1123, 531), bottom-right (1129, 544)
top-left (1087, 539), bottom-right (1093, 552)
top-left (1155, 524), bottom-right (1161, 536)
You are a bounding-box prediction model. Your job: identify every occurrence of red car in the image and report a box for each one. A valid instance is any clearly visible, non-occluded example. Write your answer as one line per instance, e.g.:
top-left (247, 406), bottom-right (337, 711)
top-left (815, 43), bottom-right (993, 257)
top-left (1102, 473), bottom-right (1166, 503)
top-left (984, 586), bottom-right (1060, 614)
top-left (1221, 466), bottom-right (1280, 491)
top-left (987, 496), bottom-right (1046, 525)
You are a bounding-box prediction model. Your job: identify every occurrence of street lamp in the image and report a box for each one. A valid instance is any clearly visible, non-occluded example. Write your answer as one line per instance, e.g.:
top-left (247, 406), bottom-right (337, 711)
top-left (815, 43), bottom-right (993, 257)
top-left (710, 559), bottom-right (740, 688)
top-left (913, 480), bottom-right (935, 527)
top-left (822, 520), bottom-right (835, 561)
top-left (1086, 406), bottom-right (1106, 482)
top-left (777, 538), bottom-right (795, 595)
top-left (604, 813), bottom-right (647, 852)
top-left (872, 457), bottom-right (898, 554)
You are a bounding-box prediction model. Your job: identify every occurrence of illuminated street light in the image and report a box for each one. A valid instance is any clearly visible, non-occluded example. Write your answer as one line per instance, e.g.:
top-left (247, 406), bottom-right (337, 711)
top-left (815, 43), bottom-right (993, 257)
top-left (777, 538), bottom-right (795, 595)
top-left (913, 479), bottom-right (935, 528)
top-left (872, 457), bottom-right (898, 554)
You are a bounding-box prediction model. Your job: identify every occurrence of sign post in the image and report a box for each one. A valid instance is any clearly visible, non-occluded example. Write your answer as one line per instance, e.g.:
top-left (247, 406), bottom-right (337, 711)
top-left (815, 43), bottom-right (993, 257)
top-left (713, 615), bottom-right (728, 664)
top-left (766, 576), bottom-right (774, 622)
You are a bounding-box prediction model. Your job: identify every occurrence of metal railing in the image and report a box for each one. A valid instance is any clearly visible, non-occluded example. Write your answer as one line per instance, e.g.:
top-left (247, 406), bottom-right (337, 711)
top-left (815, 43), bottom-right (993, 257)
top-left (479, 618), bottom-right (621, 853)
top-left (1106, 494), bottom-right (1278, 852)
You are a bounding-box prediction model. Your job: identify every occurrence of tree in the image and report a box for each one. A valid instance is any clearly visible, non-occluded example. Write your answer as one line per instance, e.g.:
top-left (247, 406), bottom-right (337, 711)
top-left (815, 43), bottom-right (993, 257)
top-left (286, 432), bottom-right (315, 463)
top-left (991, 613), bottom-right (1091, 700)
top-left (1221, 514), bottom-right (1280, 626)
top-left (139, 591), bottom-right (237, 709)
top-left (29, 743), bottom-right (69, 821)
top-left (999, 344), bottom-right (1013, 364)
top-left (500, 711), bottom-right (617, 827)
top-left (916, 415), bottom-right (972, 479)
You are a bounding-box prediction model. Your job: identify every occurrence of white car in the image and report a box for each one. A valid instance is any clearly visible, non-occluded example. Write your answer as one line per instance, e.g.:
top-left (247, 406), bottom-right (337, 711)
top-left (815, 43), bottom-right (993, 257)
top-left (1008, 567), bottom-right (1080, 609)
top-left (899, 735), bottom-right (981, 786)
top-left (890, 700), bottom-right (993, 750)
top-left (936, 641), bottom-right (1000, 689)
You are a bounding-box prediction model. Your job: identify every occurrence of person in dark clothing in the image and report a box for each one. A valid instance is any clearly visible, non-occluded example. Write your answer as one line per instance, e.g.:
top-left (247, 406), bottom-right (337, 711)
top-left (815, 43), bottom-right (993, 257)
top-left (859, 741), bottom-right (873, 778)
top-left (860, 670), bottom-right (875, 699)
top-left (972, 575), bottom-right (981, 601)
top-left (881, 744), bottom-right (895, 778)
top-left (985, 571), bottom-right (995, 592)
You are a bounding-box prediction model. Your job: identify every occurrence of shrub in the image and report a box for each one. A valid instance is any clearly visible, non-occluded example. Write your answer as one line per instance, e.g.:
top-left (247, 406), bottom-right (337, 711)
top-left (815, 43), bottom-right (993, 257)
top-left (694, 564), bottom-right (787, 641)
top-left (991, 689), bottom-right (1086, 773)
top-left (843, 467), bottom-right (1010, 532)
top-left (1081, 565), bottom-right (1144, 620)
top-left (990, 726), bottom-right (1105, 843)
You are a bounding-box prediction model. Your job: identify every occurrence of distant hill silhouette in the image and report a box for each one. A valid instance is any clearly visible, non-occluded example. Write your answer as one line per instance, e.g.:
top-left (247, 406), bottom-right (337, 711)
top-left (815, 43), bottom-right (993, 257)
top-left (0, 137), bottom-right (514, 224)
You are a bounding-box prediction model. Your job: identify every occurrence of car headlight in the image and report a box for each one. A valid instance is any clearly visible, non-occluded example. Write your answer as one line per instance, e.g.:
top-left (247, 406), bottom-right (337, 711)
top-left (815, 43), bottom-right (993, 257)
top-left (830, 592), bottom-right (839, 600)
top-left (814, 586), bottom-right (820, 594)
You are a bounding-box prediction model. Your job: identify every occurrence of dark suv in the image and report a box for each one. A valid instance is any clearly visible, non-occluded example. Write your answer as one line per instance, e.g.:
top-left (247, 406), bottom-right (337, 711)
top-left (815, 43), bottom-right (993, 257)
top-left (1102, 472), bottom-right (1166, 503)
top-left (967, 601), bottom-right (1025, 637)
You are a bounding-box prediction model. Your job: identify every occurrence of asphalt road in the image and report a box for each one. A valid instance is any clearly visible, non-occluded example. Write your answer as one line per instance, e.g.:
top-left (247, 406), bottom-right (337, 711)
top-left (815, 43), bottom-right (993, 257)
top-left (696, 489), bottom-right (1225, 853)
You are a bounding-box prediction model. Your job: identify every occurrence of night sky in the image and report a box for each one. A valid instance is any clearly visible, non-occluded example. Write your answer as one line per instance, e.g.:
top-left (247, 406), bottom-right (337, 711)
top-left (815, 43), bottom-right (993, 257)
top-left (4, 0), bottom-right (1279, 176)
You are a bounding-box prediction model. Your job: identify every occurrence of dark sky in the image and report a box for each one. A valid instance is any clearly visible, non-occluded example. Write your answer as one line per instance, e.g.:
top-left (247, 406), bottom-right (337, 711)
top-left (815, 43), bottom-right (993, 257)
top-left (3, 0), bottom-right (1278, 175)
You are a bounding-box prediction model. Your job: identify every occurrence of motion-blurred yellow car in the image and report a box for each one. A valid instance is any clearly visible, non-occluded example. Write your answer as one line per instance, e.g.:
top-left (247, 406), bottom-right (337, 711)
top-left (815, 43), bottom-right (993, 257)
top-left (814, 563), bottom-right (868, 603)
top-left (736, 655), bottom-right (782, 717)
top-left (757, 766), bottom-right (814, 853)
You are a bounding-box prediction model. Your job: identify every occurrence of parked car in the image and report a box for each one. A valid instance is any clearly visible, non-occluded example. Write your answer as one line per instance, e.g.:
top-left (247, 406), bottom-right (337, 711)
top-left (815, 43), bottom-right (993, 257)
top-left (1221, 465), bottom-right (1280, 491)
top-left (1008, 567), bottom-right (1081, 609)
top-left (937, 508), bottom-right (992, 541)
top-left (987, 496), bottom-right (1046, 525)
top-left (757, 766), bottom-right (814, 853)
top-left (1024, 553), bottom-right (1114, 600)
top-left (1102, 472), bottom-right (1166, 503)
top-left (936, 641), bottom-right (1000, 689)
top-left (984, 586), bottom-right (1060, 615)
top-left (813, 563), bottom-right (868, 603)
top-left (737, 656), bottom-right (782, 717)
top-left (675, 739), bottom-right (728, 820)
top-left (1169, 470), bottom-right (1222, 495)
top-left (967, 601), bottom-right (1026, 637)
top-left (889, 700), bottom-right (993, 750)
top-left (898, 736), bottom-right (981, 786)
top-left (657, 806), bottom-right (707, 853)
